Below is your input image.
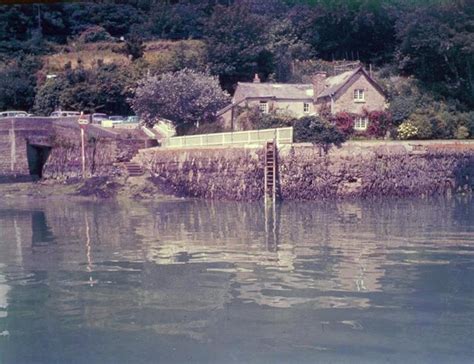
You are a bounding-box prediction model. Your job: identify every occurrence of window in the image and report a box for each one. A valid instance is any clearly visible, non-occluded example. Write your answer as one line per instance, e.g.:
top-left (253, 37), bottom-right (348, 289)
top-left (303, 102), bottom-right (310, 113)
top-left (353, 89), bottom-right (365, 102)
top-left (259, 101), bottom-right (268, 114)
top-left (354, 117), bottom-right (369, 131)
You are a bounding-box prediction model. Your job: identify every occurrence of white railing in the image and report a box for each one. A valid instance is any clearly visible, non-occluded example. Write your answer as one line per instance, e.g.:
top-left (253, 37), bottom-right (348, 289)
top-left (163, 127), bottom-right (293, 148)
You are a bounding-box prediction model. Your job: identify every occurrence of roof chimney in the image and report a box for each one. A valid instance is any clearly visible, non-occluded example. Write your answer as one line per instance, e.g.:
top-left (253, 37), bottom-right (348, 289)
top-left (312, 71), bottom-right (327, 100)
top-left (253, 73), bottom-right (261, 83)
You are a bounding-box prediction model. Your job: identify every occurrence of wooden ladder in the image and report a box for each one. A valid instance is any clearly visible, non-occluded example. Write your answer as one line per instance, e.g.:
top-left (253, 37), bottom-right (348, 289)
top-left (264, 140), bottom-right (276, 204)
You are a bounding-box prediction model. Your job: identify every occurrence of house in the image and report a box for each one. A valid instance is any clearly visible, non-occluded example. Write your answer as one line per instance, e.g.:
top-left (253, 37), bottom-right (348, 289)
top-left (217, 66), bottom-right (387, 132)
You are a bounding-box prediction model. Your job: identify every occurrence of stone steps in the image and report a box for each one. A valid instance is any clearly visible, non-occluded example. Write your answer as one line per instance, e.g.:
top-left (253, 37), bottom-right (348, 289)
top-left (123, 161), bottom-right (144, 177)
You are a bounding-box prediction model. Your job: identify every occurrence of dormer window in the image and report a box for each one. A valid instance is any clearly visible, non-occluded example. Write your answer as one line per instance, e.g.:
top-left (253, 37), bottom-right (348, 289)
top-left (259, 100), bottom-right (268, 114)
top-left (354, 89), bottom-right (365, 102)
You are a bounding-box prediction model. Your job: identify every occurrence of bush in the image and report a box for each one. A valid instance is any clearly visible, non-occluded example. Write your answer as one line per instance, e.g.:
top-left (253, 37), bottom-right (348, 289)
top-left (397, 122), bottom-right (418, 140)
top-left (429, 109), bottom-right (458, 139)
top-left (77, 26), bottom-right (114, 43)
top-left (366, 110), bottom-right (393, 138)
top-left (124, 36), bottom-right (145, 61)
top-left (294, 116), bottom-right (346, 154)
top-left (466, 112), bottom-right (474, 138)
top-left (406, 113), bottom-right (433, 139)
top-left (455, 126), bottom-right (469, 140)
top-left (332, 112), bottom-right (354, 137)
top-left (185, 122), bottom-right (226, 135)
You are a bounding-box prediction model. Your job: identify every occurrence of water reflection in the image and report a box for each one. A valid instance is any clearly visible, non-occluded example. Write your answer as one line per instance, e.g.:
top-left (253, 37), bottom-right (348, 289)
top-left (31, 210), bottom-right (55, 247)
top-left (0, 197), bottom-right (473, 362)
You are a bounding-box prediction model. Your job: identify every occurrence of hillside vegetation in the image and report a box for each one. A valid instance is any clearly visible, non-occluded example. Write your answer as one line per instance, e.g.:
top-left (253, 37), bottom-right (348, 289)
top-left (0, 0), bottom-right (472, 138)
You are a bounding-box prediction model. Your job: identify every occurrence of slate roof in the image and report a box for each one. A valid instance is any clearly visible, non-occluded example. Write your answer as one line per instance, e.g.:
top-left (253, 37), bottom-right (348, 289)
top-left (317, 69), bottom-right (358, 98)
top-left (234, 82), bottom-right (314, 101)
top-left (233, 67), bottom-right (379, 101)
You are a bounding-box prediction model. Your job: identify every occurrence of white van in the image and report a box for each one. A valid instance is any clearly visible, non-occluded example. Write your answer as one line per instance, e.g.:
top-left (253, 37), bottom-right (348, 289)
top-left (0, 111), bottom-right (28, 118)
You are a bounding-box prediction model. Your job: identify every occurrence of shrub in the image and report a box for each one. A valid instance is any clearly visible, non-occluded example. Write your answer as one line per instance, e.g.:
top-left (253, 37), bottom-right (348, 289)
top-left (332, 112), bottom-right (354, 137)
top-left (124, 36), bottom-right (145, 60)
top-left (455, 126), bottom-right (469, 140)
top-left (228, 107), bottom-right (296, 131)
top-left (185, 122), bottom-right (226, 135)
top-left (294, 116), bottom-right (347, 154)
top-left (429, 109), bottom-right (458, 139)
top-left (406, 113), bottom-right (433, 139)
top-left (466, 112), bottom-right (474, 138)
top-left (388, 94), bottom-right (418, 126)
top-left (366, 110), bottom-right (393, 138)
top-left (77, 26), bottom-right (114, 43)
top-left (397, 122), bottom-right (418, 140)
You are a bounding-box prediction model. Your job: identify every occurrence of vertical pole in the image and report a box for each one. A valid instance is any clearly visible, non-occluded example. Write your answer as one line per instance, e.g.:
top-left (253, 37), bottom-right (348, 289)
top-left (264, 142), bottom-right (267, 205)
top-left (272, 140), bottom-right (276, 204)
top-left (81, 126), bottom-right (86, 178)
top-left (10, 119), bottom-right (16, 173)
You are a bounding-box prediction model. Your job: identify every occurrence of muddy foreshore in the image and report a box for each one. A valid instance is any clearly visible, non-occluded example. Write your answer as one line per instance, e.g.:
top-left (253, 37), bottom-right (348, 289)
top-left (0, 176), bottom-right (178, 202)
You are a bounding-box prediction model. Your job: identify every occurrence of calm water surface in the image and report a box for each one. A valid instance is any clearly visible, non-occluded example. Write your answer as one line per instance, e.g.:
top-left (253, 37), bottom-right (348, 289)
top-left (0, 196), bottom-right (473, 363)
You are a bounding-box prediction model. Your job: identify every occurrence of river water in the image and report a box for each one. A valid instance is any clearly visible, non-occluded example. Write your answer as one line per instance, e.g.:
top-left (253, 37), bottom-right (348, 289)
top-left (0, 196), bottom-right (473, 363)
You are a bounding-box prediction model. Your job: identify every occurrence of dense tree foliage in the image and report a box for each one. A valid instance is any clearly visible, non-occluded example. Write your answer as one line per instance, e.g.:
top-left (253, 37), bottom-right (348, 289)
top-left (294, 116), bottom-right (347, 153)
top-left (33, 64), bottom-right (134, 116)
top-left (0, 54), bottom-right (41, 111)
top-left (0, 0), bottom-right (472, 139)
top-left (131, 69), bottom-right (230, 133)
top-left (204, 4), bottom-right (271, 91)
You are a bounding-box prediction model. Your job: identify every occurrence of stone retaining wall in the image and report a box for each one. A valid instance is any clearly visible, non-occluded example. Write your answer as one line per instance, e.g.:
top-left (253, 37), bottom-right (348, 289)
top-left (0, 117), bottom-right (154, 180)
top-left (134, 141), bottom-right (474, 200)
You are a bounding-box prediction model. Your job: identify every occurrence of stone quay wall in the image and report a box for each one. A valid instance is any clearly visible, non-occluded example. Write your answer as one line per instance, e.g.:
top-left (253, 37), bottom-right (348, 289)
top-left (134, 140), bottom-right (474, 200)
top-left (0, 117), bottom-right (153, 180)
top-left (42, 123), bottom-right (154, 179)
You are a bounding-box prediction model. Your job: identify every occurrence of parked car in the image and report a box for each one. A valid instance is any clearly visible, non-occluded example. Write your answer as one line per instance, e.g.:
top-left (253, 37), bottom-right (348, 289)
top-left (108, 115), bottom-right (125, 122)
top-left (126, 116), bottom-right (140, 123)
top-left (92, 113), bottom-right (108, 124)
top-left (50, 111), bottom-right (81, 117)
top-left (0, 110), bottom-right (28, 118)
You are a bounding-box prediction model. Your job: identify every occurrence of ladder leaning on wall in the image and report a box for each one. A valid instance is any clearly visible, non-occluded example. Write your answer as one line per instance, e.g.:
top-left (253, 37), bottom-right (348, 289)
top-left (264, 140), bottom-right (277, 204)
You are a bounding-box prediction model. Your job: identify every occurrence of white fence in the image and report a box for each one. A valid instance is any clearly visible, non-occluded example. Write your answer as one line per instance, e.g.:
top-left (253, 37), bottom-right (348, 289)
top-left (163, 127), bottom-right (293, 148)
top-left (153, 120), bottom-right (176, 138)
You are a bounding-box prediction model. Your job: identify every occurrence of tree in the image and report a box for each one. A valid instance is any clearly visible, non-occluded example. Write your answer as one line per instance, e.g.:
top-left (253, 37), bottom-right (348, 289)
top-left (131, 69), bottom-right (230, 133)
top-left (394, 1), bottom-right (474, 107)
top-left (204, 4), bottom-right (270, 91)
top-left (0, 55), bottom-right (41, 111)
top-left (266, 18), bottom-right (312, 82)
top-left (33, 63), bottom-right (134, 115)
top-left (294, 116), bottom-right (346, 154)
top-left (124, 36), bottom-right (145, 61)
